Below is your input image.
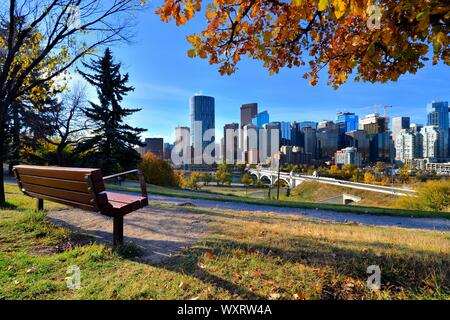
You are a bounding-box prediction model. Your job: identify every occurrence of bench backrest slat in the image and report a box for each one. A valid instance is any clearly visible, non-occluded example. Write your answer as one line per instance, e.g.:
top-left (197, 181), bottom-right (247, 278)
top-left (14, 165), bottom-right (109, 213)
top-left (14, 165), bottom-right (103, 181)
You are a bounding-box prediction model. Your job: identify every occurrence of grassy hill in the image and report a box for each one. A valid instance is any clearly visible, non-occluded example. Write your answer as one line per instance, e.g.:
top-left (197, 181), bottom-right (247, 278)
top-left (289, 182), bottom-right (399, 208)
top-left (0, 182), bottom-right (449, 299)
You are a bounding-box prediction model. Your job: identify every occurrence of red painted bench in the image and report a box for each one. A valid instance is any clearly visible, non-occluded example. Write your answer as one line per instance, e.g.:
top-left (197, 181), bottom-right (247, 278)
top-left (13, 165), bottom-right (148, 245)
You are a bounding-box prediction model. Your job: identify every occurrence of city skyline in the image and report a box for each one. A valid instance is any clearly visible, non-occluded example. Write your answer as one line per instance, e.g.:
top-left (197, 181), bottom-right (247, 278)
top-left (151, 95), bottom-right (448, 145)
top-left (72, 8), bottom-right (450, 144)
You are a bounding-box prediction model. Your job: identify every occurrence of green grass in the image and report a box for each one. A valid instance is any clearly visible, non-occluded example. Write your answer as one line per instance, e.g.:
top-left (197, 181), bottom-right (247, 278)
top-left (1, 183), bottom-right (449, 299)
top-left (108, 183), bottom-right (450, 219)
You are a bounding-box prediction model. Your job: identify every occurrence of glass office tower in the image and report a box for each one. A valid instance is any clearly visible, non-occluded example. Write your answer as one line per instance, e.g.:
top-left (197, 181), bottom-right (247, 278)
top-left (426, 101), bottom-right (449, 157)
top-left (190, 95), bottom-right (215, 160)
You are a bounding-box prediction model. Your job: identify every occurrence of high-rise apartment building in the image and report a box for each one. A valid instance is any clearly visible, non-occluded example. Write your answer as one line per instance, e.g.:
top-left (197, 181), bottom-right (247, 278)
top-left (421, 125), bottom-right (441, 159)
top-left (190, 95), bottom-right (215, 162)
top-left (394, 129), bottom-right (422, 163)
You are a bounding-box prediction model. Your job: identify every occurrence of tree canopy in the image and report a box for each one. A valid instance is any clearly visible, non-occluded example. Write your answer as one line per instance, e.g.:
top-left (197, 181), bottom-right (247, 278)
top-left (155, 0), bottom-right (449, 88)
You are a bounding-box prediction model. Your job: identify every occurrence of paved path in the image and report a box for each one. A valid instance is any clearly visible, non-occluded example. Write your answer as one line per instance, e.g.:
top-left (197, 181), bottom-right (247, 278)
top-left (148, 194), bottom-right (450, 232)
top-left (47, 205), bottom-right (208, 263)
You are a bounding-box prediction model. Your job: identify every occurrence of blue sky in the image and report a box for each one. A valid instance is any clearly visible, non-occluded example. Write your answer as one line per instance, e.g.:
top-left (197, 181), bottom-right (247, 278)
top-left (77, 7), bottom-right (449, 144)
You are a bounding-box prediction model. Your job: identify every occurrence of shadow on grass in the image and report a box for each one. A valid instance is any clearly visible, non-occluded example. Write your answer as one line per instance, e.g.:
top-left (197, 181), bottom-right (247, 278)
top-left (0, 201), bottom-right (18, 210)
top-left (164, 236), bottom-right (450, 299)
top-left (49, 218), bottom-right (449, 299)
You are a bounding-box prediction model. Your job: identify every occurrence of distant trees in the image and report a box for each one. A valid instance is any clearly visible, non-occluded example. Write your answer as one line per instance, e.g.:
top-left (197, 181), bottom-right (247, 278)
top-left (77, 48), bottom-right (146, 174)
top-left (215, 163), bottom-right (232, 186)
top-left (140, 152), bottom-right (180, 187)
top-left (241, 173), bottom-right (252, 195)
top-left (364, 172), bottom-right (377, 184)
top-left (395, 180), bottom-right (450, 212)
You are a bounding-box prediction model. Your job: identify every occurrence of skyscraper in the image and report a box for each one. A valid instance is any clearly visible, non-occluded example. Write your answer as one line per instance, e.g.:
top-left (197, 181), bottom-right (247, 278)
top-left (291, 122), bottom-right (304, 148)
top-left (280, 121), bottom-right (291, 146)
top-left (243, 123), bottom-right (259, 164)
top-left (251, 110), bottom-right (269, 128)
top-left (240, 103), bottom-right (258, 150)
top-left (240, 103), bottom-right (258, 129)
top-left (190, 95), bottom-right (215, 162)
top-left (302, 126), bottom-right (317, 160)
top-left (316, 121), bottom-right (339, 159)
top-left (223, 123), bottom-right (239, 164)
top-left (426, 101), bottom-right (449, 157)
top-left (345, 130), bottom-right (371, 163)
top-left (262, 122), bottom-right (281, 163)
top-left (141, 138), bottom-right (164, 158)
top-left (392, 116), bottom-right (410, 141)
top-left (359, 113), bottom-right (388, 134)
top-left (336, 112), bottom-right (359, 132)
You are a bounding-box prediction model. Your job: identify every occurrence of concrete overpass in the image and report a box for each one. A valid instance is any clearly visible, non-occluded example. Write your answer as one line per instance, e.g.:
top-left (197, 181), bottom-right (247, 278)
top-left (247, 169), bottom-right (416, 196)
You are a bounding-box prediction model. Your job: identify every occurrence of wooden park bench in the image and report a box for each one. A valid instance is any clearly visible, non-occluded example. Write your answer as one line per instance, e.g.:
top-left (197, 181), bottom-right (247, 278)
top-left (13, 165), bottom-right (148, 245)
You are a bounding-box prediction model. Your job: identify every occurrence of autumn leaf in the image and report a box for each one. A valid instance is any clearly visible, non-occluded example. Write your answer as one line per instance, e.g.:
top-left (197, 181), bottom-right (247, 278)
top-left (318, 0), bottom-right (329, 11)
top-left (155, 0), bottom-right (450, 88)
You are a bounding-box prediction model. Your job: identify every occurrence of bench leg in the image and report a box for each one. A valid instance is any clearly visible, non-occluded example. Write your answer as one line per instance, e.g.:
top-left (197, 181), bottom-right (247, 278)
top-left (37, 199), bottom-right (44, 211)
top-left (113, 216), bottom-right (124, 245)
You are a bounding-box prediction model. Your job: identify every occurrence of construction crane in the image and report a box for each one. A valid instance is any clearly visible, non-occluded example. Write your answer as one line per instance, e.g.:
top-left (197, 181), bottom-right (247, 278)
top-left (372, 105), bottom-right (392, 118)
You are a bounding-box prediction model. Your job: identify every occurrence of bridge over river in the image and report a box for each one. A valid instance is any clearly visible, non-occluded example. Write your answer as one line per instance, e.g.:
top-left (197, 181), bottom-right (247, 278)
top-left (248, 169), bottom-right (415, 196)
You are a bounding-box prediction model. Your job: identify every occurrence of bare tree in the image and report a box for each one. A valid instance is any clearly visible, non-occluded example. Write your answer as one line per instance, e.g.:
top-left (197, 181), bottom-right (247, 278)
top-left (0, 0), bottom-right (142, 205)
top-left (43, 82), bottom-right (89, 166)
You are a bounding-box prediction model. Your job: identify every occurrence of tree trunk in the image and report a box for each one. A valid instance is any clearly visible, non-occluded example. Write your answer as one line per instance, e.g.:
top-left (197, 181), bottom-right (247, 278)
top-left (56, 144), bottom-right (65, 166)
top-left (0, 99), bottom-right (10, 206)
top-left (8, 104), bottom-right (20, 175)
top-left (0, 157), bottom-right (5, 206)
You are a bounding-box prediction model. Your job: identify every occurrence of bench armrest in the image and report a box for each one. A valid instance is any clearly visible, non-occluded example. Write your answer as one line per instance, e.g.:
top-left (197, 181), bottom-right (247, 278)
top-left (103, 169), bottom-right (148, 198)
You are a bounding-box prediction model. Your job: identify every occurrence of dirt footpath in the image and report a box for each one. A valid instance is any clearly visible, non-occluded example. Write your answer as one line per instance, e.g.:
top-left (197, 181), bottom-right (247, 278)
top-left (47, 204), bottom-right (208, 263)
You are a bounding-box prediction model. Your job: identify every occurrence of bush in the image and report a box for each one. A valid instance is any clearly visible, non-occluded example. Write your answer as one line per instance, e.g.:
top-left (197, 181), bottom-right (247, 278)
top-left (139, 152), bottom-right (180, 187)
top-left (395, 180), bottom-right (450, 212)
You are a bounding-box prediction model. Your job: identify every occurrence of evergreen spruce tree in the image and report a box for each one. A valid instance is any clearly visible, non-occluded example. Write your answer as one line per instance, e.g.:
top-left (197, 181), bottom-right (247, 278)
top-left (78, 48), bottom-right (146, 174)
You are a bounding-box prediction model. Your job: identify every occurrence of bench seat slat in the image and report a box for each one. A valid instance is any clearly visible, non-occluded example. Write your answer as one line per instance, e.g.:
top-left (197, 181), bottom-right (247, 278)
top-left (106, 192), bottom-right (147, 206)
